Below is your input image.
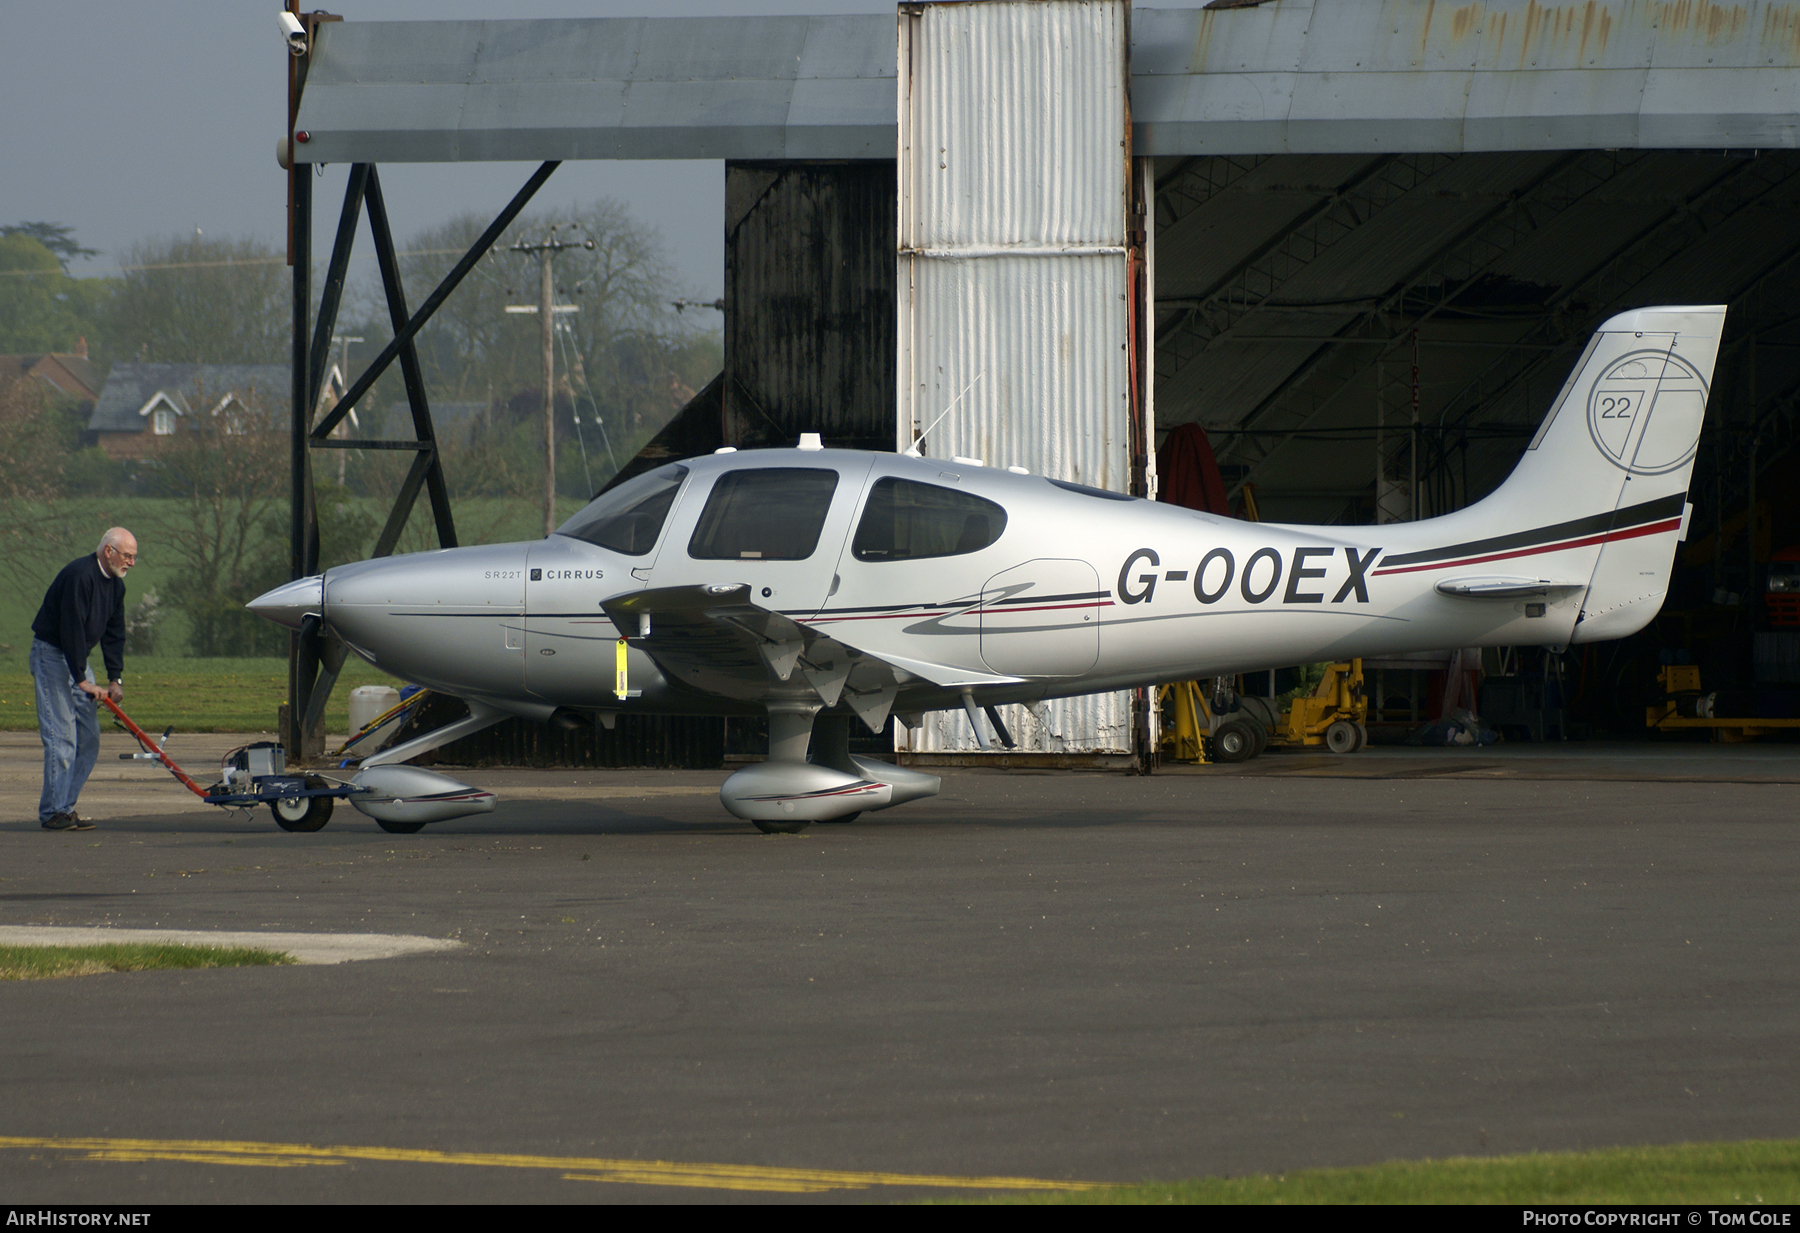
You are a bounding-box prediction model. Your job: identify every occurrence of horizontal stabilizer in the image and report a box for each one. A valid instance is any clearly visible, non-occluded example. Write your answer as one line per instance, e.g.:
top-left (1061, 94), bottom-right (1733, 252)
top-left (1436, 576), bottom-right (1587, 599)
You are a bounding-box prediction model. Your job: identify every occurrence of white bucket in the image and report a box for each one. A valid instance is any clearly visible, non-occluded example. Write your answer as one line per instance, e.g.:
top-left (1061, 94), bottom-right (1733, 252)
top-left (348, 685), bottom-right (401, 736)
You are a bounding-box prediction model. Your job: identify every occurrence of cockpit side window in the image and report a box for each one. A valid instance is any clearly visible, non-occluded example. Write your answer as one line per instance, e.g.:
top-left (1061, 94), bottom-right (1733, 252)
top-left (553, 463), bottom-right (688, 555)
top-left (688, 468), bottom-right (840, 561)
top-left (852, 477), bottom-right (1007, 562)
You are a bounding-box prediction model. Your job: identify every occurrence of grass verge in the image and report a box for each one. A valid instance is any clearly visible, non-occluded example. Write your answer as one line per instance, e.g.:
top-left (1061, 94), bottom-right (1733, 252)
top-left (0, 655), bottom-right (402, 732)
top-left (956, 1139), bottom-right (1800, 1204)
top-left (0, 943), bottom-right (296, 981)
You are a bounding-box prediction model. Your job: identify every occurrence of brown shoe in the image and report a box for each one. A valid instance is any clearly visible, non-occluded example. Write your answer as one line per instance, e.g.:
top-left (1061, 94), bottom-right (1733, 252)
top-left (66, 811), bottom-right (95, 832)
top-left (41, 813), bottom-right (75, 831)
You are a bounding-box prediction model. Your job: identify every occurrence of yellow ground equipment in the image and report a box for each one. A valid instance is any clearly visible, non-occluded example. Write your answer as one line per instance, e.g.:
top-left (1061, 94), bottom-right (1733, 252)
top-left (1264, 660), bottom-right (1370, 753)
top-left (1646, 664), bottom-right (1800, 741)
top-left (1157, 678), bottom-right (1267, 764)
top-left (1159, 661), bottom-right (1370, 762)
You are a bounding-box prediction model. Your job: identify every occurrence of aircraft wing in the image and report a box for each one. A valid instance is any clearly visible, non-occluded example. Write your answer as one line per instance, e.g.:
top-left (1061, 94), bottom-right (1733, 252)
top-left (601, 584), bottom-right (1023, 731)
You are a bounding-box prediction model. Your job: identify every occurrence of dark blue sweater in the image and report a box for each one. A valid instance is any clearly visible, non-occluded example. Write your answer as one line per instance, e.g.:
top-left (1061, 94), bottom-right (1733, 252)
top-left (31, 554), bottom-right (126, 686)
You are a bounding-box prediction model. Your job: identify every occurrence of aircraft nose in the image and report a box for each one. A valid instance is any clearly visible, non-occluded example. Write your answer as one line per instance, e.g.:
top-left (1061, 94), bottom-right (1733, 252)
top-left (246, 575), bottom-right (323, 630)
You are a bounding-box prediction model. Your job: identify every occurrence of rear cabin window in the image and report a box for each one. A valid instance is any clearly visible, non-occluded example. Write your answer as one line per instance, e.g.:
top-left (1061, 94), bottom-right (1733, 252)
top-left (852, 477), bottom-right (1007, 562)
top-left (554, 464), bottom-right (687, 555)
top-left (688, 468), bottom-right (840, 560)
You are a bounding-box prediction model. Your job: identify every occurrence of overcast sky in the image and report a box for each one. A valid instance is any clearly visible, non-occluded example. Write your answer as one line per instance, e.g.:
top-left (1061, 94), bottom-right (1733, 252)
top-left (3, 2), bottom-right (1212, 309)
top-left (0, 1), bottom-right (900, 304)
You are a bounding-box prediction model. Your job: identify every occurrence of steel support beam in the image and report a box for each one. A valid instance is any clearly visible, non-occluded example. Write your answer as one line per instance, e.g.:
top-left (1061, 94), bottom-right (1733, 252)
top-left (289, 169), bottom-right (318, 758)
top-left (1433, 158), bottom-right (1797, 447)
top-left (1215, 150), bottom-right (1642, 482)
top-left (362, 165), bottom-right (458, 553)
top-left (313, 160), bottom-right (559, 440)
top-left (287, 160), bottom-right (559, 760)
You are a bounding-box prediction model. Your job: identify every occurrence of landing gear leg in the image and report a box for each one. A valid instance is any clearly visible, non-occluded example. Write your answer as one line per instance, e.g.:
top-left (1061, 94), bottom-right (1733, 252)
top-left (755, 705), bottom-right (817, 834)
top-left (810, 716), bottom-right (858, 823)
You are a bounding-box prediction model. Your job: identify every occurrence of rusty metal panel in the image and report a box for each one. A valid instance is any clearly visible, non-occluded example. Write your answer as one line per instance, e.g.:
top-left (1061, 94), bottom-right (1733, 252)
top-left (297, 6), bottom-right (1800, 165)
top-left (898, 0), bottom-right (1134, 756)
top-left (296, 16), bottom-right (896, 164)
top-left (1132, 1), bottom-right (1800, 155)
top-left (723, 162), bottom-right (897, 452)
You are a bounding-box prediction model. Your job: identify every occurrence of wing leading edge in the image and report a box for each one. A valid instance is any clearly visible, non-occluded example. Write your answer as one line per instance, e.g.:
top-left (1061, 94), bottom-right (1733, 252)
top-left (600, 584), bottom-right (1024, 733)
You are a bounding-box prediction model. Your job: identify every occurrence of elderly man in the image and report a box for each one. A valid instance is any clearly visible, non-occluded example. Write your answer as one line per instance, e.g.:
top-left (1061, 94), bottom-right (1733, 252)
top-left (31, 527), bottom-right (137, 832)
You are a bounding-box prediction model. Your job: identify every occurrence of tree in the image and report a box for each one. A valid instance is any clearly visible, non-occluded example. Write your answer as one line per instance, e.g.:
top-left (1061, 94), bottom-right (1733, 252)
top-left (103, 233), bottom-right (286, 364)
top-left (1, 222), bottom-right (98, 265)
top-left (0, 373), bottom-right (72, 586)
top-left (392, 199), bottom-right (719, 496)
top-left (0, 233), bottom-right (107, 354)
top-left (145, 383), bottom-right (290, 656)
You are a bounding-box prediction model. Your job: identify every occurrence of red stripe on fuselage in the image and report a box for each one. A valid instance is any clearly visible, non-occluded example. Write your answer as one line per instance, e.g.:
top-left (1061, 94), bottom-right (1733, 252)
top-left (803, 600), bottom-right (1114, 625)
top-left (1371, 517), bottom-right (1682, 577)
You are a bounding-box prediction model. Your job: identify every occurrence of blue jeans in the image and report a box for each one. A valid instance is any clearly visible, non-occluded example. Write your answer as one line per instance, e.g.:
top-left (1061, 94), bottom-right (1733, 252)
top-left (31, 638), bottom-right (98, 822)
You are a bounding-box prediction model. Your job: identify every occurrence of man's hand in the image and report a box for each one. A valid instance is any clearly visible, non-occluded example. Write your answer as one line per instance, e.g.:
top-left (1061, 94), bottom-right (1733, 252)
top-left (107, 681), bottom-right (124, 705)
top-left (78, 680), bottom-right (105, 700)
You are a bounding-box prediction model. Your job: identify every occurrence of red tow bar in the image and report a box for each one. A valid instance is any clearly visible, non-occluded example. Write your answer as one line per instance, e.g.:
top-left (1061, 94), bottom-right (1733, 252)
top-left (99, 694), bottom-right (209, 800)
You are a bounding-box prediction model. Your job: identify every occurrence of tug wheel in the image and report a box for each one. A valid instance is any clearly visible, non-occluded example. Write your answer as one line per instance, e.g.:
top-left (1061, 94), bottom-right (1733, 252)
top-left (271, 779), bottom-right (334, 832)
top-left (1325, 720), bottom-right (1360, 754)
top-left (753, 818), bottom-right (812, 834)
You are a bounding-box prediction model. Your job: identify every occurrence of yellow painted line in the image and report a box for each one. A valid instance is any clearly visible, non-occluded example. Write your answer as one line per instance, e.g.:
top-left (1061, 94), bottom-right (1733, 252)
top-left (0, 1136), bottom-right (1096, 1194)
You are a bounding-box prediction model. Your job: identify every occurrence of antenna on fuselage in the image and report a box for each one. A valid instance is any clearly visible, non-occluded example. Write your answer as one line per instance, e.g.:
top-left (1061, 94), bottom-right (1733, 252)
top-left (904, 371), bottom-right (984, 458)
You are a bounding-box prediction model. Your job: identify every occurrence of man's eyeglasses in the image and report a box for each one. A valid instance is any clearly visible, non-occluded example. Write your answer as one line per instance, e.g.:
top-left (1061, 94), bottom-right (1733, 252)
top-left (108, 546), bottom-right (137, 564)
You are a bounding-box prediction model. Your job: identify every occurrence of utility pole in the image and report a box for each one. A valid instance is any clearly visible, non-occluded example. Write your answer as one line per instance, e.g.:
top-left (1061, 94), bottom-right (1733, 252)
top-left (508, 226), bottom-right (593, 536)
top-left (328, 334), bottom-right (363, 485)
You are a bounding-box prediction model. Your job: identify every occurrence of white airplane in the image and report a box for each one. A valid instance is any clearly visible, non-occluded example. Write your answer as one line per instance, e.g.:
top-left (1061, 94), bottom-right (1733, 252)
top-left (251, 305), bottom-right (1723, 831)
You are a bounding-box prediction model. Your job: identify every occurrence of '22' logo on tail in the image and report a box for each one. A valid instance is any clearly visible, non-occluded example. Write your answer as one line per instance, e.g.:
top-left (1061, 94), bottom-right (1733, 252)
top-left (1118, 547), bottom-right (1382, 606)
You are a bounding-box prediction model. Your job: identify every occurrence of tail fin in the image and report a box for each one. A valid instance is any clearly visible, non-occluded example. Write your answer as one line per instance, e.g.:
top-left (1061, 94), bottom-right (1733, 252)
top-left (1472, 305), bottom-right (1725, 643)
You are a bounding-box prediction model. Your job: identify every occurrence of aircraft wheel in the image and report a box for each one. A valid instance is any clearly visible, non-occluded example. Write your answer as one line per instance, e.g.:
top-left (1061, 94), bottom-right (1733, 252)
top-left (1325, 720), bottom-right (1360, 754)
top-left (753, 818), bottom-right (812, 834)
top-left (816, 812), bottom-right (862, 825)
top-left (376, 818), bottom-right (427, 834)
top-left (271, 780), bottom-right (333, 832)
top-left (1211, 720), bottom-right (1256, 764)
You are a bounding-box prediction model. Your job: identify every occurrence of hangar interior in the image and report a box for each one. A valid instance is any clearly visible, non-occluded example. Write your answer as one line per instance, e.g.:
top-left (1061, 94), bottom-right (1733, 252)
top-left (284, 2), bottom-right (1800, 755)
top-left (1149, 146), bottom-right (1800, 735)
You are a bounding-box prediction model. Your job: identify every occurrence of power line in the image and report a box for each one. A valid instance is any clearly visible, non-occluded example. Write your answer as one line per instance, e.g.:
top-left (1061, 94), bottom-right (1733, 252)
top-left (0, 247), bottom-right (471, 279)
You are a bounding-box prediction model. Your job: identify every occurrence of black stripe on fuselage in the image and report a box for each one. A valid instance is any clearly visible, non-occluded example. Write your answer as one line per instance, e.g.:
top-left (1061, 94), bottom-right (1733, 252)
top-left (1378, 493), bottom-right (1685, 569)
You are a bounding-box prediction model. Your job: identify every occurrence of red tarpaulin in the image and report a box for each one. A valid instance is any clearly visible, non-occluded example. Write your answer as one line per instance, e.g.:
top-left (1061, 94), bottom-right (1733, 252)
top-left (1156, 423), bottom-right (1231, 515)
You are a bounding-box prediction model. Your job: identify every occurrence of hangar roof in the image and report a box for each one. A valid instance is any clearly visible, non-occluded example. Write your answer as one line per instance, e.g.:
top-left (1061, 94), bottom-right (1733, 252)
top-left (293, 2), bottom-right (1800, 165)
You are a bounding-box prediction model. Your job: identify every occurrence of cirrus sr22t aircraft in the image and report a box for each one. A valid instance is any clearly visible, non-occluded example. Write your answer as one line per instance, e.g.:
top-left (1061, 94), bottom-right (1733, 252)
top-left (252, 305), bottom-right (1722, 832)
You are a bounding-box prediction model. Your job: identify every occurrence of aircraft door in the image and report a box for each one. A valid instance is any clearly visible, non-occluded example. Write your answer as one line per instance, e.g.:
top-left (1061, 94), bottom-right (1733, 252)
top-left (648, 459), bottom-right (874, 618)
top-left (980, 558), bottom-right (1101, 677)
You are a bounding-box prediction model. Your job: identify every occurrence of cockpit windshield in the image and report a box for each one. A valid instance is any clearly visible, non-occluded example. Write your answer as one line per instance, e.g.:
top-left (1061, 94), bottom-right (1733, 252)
top-left (554, 464), bottom-right (688, 555)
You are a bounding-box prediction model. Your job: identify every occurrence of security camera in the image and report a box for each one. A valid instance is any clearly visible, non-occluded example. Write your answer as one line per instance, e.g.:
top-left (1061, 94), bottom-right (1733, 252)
top-left (278, 10), bottom-right (308, 56)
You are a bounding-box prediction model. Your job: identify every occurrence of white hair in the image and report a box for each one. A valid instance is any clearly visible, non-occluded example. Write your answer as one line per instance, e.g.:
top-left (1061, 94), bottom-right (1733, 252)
top-left (97, 527), bottom-right (135, 553)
